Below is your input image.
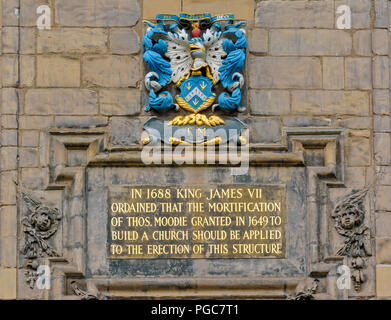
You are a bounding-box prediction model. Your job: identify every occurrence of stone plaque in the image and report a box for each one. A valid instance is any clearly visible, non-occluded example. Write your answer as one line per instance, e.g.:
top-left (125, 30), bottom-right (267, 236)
top-left (107, 185), bottom-right (286, 259)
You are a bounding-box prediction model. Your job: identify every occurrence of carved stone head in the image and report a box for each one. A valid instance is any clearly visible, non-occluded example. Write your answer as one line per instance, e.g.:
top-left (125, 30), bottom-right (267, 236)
top-left (339, 203), bottom-right (363, 229)
top-left (28, 205), bottom-right (61, 237)
top-left (332, 189), bottom-right (367, 232)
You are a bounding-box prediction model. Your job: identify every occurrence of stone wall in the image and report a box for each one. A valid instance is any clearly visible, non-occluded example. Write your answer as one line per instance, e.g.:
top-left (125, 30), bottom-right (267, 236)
top-left (0, 0), bottom-right (390, 299)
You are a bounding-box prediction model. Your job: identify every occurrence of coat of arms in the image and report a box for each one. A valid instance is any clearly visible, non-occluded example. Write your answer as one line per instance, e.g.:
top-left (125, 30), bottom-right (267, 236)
top-left (142, 13), bottom-right (247, 145)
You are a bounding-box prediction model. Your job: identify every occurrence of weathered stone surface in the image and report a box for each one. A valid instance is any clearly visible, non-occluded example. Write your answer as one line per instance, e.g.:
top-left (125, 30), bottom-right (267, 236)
top-left (20, 168), bottom-right (49, 190)
top-left (255, 0), bottom-right (334, 28)
top-left (0, 207), bottom-right (17, 238)
top-left (292, 91), bottom-right (369, 115)
top-left (374, 0), bottom-right (389, 28)
top-left (270, 30), bottom-right (351, 56)
top-left (376, 186), bottom-right (391, 211)
top-left (373, 56), bottom-right (389, 89)
top-left (25, 89), bottom-right (98, 115)
top-left (323, 57), bottom-right (344, 90)
top-left (345, 58), bottom-right (372, 90)
top-left (335, 0), bottom-right (371, 29)
top-left (110, 117), bottom-right (140, 146)
top-left (0, 0), bottom-right (389, 300)
top-left (249, 90), bottom-right (290, 115)
top-left (37, 29), bottom-right (108, 54)
top-left (0, 269), bottom-right (17, 299)
top-left (83, 56), bottom-right (140, 88)
top-left (283, 116), bottom-right (331, 127)
top-left (346, 130), bottom-right (371, 166)
top-left (1, 116), bottom-right (18, 129)
top-left (87, 166), bottom-right (307, 277)
top-left (353, 30), bottom-right (372, 56)
top-left (366, 166), bottom-right (376, 185)
top-left (20, 56), bottom-right (35, 87)
top-left (0, 237), bottom-right (17, 268)
top-left (345, 167), bottom-right (366, 187)
top-left (19, 148), bottom-right (39, 167)
top-left (55, 0), bottom-right (141, 27)
top-left (19, 116), bottom-right (53, 130)
top-left (21, 131), bottom-right (39, 147)
top-left (245, 118), bottom-right (281, 143)
top-left (374, 116), bottom-right (391, 133)
top-left (39, 132), bottom-right (49, 169)
top-left (65, 150), bottom-right (86, 167)
top-left (0, 148), bottom-right (18, 170)
top-left (2, 55), bottom-right (18, 87)
top-left (0, 171), bottom-right (17, 205)
top-left (182, 0), bottom-right (254, 20)
top-left (143, 0), bottom-right (181, 20)
top-left (249, 57), bottom-right (322, 89)
top-left (248, 28), bottom-right (268, 54)
top-left (20, 28), bottom-right (36, 54)
top-left (19, 0), bottom-right (50, 27)
top-left (37, 56), bottom-right (80, 87)
top-left (373, 90), bottom-right (390, 115)
top-left (2, 0), bottom-right (19, 26)
top-left (366, 167), bottom-right (376, 186)
top-left (377, 266), bottom-right (391, 297)
top-left (1, 89), bottom-right (18, 114)
top-left (377, 166), bottom-right (391, 185)
top-left (374, 133), bottom-right (391, 165)
top-left (110, 29), bottom-right (140, 54)
top-left (0, 0), bottom-right (3, 26)
top-left (2, 27), bottom-right (19, 53)
top-left (1, 130), bottom-right (17, 146)
top-left (100, 90), bottom-right (141, 115)
top-left (376, 212), bottom-right (391, 237)
top-left (337, 117), bottom-right (372, 129)
top-left (372, 29), bottom-right (388, 55)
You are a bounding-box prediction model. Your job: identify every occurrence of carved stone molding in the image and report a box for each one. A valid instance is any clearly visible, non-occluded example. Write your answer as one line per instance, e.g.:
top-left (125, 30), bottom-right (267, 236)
top-left (38, 127), bottom-right (351, 299)
top-left (89, 277), bottom-right (299, 299)
top-left (70, 281), bottom-right (99, 300)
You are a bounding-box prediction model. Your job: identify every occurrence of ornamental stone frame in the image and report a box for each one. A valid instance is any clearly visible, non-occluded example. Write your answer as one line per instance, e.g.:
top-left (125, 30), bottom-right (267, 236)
top-left (15, 126), bottom-right (361, 300)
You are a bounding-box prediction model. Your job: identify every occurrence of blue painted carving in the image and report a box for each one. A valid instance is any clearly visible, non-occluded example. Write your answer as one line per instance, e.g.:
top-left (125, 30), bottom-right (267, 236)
top-left (215, 23), bottom-right (247, 112)
top-left (142, 14), bottom-right (247, 113)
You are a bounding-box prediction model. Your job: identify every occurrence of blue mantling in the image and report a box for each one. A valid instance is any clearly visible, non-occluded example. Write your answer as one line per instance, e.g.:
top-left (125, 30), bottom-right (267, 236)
top-left (143, 22), bottom-right (174, 112)
top-left (216, 26), bottom-right (247, 112)
top-left (218, 87), bottom-right (245, 113)
top-left (145, 90), bottom-right (175, 112)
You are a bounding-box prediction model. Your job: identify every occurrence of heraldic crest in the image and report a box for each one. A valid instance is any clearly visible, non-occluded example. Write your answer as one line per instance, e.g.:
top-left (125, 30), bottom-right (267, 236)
top-left (142, 13), bottom-right (248, 146)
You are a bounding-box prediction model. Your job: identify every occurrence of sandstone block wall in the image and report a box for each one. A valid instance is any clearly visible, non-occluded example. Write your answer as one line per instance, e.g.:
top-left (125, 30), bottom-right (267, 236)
top-left (0, 0), bottom-right (390, 299)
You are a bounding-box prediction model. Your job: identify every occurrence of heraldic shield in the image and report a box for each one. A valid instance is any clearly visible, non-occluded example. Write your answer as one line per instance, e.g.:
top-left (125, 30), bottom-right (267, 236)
top-left (176, 76), bottom-right (216, 114)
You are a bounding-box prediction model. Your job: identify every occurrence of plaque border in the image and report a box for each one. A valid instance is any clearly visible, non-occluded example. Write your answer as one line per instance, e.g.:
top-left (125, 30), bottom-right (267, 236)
top-left (25, 127), bottom-right (354, 300)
